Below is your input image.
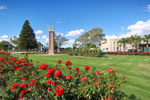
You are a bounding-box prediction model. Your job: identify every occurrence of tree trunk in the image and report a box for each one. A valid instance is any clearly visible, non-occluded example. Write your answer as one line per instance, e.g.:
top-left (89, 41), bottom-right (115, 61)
top-left (146, 42), bottom-right (149, 51)
top-left (132, 43), bottom-right (134, 53)
top-left (137, 42), bottom-right (139, 51)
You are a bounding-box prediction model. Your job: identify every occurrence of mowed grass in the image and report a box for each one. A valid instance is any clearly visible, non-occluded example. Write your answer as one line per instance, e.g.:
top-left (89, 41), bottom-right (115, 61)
top-left (19, 54), bottom-right (150, 100)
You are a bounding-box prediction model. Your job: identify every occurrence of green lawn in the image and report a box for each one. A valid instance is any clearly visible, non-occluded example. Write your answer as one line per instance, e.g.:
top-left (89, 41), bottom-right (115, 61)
top-left (20, 54), bottom-right (150, 100)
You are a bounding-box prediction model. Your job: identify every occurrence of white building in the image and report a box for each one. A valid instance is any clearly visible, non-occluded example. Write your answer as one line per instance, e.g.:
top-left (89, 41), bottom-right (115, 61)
top-left (100, 38), bottom-right (132, 52)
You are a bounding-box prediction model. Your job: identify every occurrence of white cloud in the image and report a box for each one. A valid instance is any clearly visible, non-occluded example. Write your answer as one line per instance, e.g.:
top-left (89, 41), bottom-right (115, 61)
top-left (126, 19), bottom-right (150, 36)
top-left (66, 29), bottom-right (84, 36)
top-left (56, 21), bottom-right (62, 23)
top-left (106, 19), bottom-right (150, 39)
top-left (144, 4), bottom-right (150, 12)
top-left (42, 35), bottom-right (49, 43)
top-left (62, 39), bottom-right (74, 47)
top-left (65, 39), bottom-right (74, 44)
top-left (0, 5), bottom-right (6, 10)
top-left (1, 35), bottom-right (8, 38)
top-left (56, 32), bottom-right (64, 36)
top-left (105, 35), bottom-right (118, 39)
top-left (42, 35), bottom-right (47, 39)
top-left (35, 30), bottom-right (43, 34)
top-left (36, 36), bottom-right (40, 39)
top-left (46, 38), bottom-right (49, 42)
top-left (0, 39), bottom-right (9, 42)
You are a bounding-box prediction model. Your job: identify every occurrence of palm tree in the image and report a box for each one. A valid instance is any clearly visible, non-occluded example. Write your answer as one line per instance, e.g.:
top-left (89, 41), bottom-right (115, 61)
top-left (127, 35), bottom-right (136, 53)
top-left (117, 43), bottom-right (122, 51)
top-left (143, 34), bottom-right (150, 51)
top-left (118, 38), bottom-right (128, 51)
top-left (135, 35), bottom-right (142, 51)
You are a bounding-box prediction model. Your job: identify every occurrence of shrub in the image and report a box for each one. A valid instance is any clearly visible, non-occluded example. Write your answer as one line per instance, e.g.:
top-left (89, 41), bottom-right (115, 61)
top-left (0, 50), bottom-right (127, 100)
top-left (68, 48), bottom-right (104, 57)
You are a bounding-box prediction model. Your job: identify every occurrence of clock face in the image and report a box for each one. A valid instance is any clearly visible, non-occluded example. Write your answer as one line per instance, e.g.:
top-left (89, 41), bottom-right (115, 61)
top-left (48, 26), bottom-right (54, 31)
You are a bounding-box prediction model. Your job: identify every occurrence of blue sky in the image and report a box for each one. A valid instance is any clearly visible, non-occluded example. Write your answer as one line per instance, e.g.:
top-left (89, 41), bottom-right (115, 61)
top-left (0, 0), bottom-right (150, 47)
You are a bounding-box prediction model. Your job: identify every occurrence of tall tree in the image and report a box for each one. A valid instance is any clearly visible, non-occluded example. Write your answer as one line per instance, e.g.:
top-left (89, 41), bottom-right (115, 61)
top-left (74, 27), bottom-right (105, 48)
top-left (117, 43), bottom-right (122, 51)
top-left (127, 35), bottom-right (136, 53)
top-left (135, 35), bottom-right (142, 51)
top-left (142, 34), bottom-right (150, 51)
top-left (18, 20), bottom-right (38, 52)
top-left (55, 34), bottom-right (69, 52)
top-left (0, 40), bottom-right (14, 51)
top-left (118, 38), bottom-right (128, 51)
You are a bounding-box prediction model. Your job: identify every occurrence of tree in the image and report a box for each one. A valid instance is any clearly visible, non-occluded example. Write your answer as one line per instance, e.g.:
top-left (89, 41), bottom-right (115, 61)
top-left (118, 38), bottom-right (128, 51)
top-left (127, 35), bottom-right (136, 53)
top-left (142, 34), bottom-right (150, 51)
top-left (55, 34), bottom-right (69, 52)
top-left (10, 36), bottom-right (19, 50)
top-left (135, 35), bottom-right (142, 51)
top-left (74, 27), bottom-right (105, 48)
top-left (37, 41), bottom-right (44, 51)
top-left (117, 43), bottom-right (122, 51)
top-left (0, 40), bottom-right (14, 51)
top-left (18, 20), bottom-right (38, 52)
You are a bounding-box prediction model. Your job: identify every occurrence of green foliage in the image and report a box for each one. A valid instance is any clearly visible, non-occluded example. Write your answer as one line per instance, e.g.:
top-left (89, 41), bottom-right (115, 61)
top-left (0, 40), bottom-right (14, 51)
top-left (0, 51), bottom-right (127, 100)
top-left (55, 34), bottom-right (69, 51)
top-left (74, 27), bottom-right (105, 48)
top-left (18, 20), bottom-right (38, 51)
top-left (68, 48), bottom-right (104, 57)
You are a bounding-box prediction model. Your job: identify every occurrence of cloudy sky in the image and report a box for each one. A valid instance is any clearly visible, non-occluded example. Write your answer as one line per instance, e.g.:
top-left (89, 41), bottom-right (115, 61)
top-left (0, 0), bottom-right (150, 47)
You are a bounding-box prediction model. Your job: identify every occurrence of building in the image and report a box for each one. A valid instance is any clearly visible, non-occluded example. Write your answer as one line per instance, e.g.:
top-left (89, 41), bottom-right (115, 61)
top-left (100, 38), bottom-right (132, 52)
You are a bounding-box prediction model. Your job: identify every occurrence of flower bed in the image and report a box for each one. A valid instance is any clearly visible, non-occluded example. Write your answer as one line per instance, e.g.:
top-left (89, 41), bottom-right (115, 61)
top-left (0, 50), bottom-right (127, 100)
top-left (104, 51), bottom-right (150, 56)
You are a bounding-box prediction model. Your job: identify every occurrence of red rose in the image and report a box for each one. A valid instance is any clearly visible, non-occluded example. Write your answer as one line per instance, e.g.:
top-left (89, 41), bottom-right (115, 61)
top-left (46, 80), bottom-right (51, 84)
top-left (85, 65), bottom-right (90, 70)
top-left (57, 59), bottom-right (62, 63)
top-left (54, 86), bottom-right (64, 96)
top-left (16, 60), bottom-right (20, 64)
top-left (22, 60), bottom-right (26, 63)
top-left (54, 70), bottom-right (62, 77)
top-left (101, 72), bottom-right (104, 75)
top-left (22, 84), bottom-right (27, 87)
top-left (51, 80), bottom-right (55, 86)
top-left (68, 67), bottom-right (72, 69)
top-left (66, 75), bottom-right (72, 80)
top-left (81, 78), bottom-right (86, 82)
top-left (23, 77), bottom-right (26, 80)
top-left (11, 83), bottom-right (18, 90)
top-left (45, 74), bottom-right (50, 78)
top-left (39, 64), bottom-right (48, 70)
top-left (37, 61), bottom-right (39, 63)
top-left (107, 68), bottom-right (112, 73)
top-left (75, 67), bottom-right (79, 71)
top-left (106, 98), bottom-right (111, 100)
top-left (96, 81), bottom-right (101, 85)
top-left (17, 67), bottom-right (21, 71)
top-left (75, 72), bottom-right (79, 77)
top-left (19, 90), bottom-right (29, 98)
top-left (96, 70), bottom-right (100, 75)
top-left (47, 68), bottom-right (55, 75)
top-left (65, 60), bottom-right (72, 66)
top-left (32, 79), bottom-right (37, 86)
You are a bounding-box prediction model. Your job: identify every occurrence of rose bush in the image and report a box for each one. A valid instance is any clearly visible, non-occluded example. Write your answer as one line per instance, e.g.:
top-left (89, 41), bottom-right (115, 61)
top-left (104, 51), bottom-right (150, 56)
top-left (0, 50), bottom-right (127, 100)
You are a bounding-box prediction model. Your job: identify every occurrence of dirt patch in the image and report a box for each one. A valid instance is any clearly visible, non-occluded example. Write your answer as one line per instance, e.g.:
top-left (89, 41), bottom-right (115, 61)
top-left (138, 64), bottom-right (150, 68)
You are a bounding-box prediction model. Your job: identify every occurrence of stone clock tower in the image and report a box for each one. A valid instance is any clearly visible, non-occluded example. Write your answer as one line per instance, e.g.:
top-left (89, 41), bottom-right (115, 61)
top-left (48, 26), bottom-right (55, 55)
